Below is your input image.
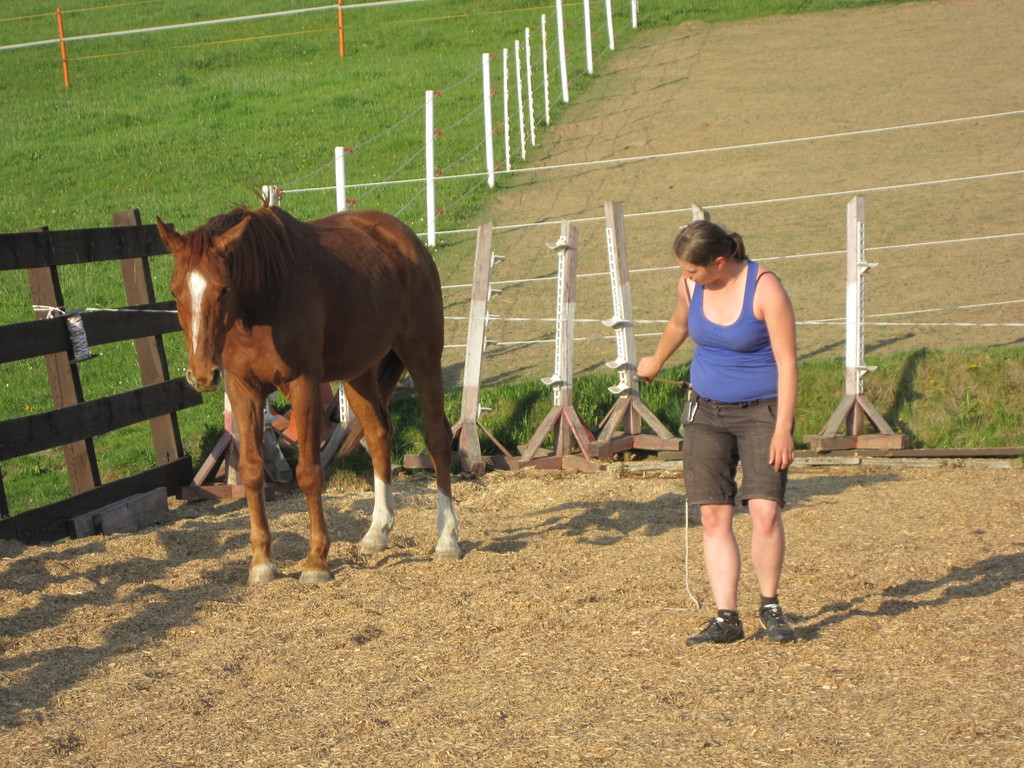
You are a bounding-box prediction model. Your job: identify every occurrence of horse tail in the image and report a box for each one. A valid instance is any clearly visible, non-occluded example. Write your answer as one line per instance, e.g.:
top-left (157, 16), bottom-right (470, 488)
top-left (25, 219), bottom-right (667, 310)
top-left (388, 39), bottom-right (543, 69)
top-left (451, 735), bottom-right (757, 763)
top-left (339, 350), bottom-right (407, 455)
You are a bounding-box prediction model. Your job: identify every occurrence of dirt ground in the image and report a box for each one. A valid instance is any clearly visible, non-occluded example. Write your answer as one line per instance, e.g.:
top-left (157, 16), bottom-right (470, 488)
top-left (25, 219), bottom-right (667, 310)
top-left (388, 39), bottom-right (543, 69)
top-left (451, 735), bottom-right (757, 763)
top-left (434, 0), bottom-right (1024, 387)
top-left (2, 2), bottom-right (1023, 767)
top-left (1, 462), bottom-right (1022, 767)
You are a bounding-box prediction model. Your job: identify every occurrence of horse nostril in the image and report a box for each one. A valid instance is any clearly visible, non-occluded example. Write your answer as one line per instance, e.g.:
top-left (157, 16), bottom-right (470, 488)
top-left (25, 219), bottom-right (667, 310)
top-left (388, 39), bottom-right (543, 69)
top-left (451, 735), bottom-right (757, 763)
top-left (210, 368), bottom-right (222, 388)
top-left (185, 370), bottom-right (197, 390)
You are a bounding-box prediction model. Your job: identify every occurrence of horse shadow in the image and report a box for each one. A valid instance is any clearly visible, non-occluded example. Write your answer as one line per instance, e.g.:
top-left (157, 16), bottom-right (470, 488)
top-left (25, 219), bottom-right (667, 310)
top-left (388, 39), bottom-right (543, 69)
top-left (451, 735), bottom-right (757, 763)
top-left (0, 516), bottom-right (241, 726)
top-left (0, 493), bottom-right (384, 727)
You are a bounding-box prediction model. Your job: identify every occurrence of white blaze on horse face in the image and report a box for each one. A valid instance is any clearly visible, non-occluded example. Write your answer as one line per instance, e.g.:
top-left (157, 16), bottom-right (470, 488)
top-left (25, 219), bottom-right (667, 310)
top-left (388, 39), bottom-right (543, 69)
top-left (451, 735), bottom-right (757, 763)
top-left (187, 270), bottom-right (208, 355)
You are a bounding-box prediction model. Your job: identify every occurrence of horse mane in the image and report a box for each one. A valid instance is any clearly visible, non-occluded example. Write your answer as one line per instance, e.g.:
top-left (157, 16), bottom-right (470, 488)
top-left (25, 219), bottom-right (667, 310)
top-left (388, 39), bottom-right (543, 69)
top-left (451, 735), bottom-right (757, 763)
top-left (196, 203), bottom-right (297, 325)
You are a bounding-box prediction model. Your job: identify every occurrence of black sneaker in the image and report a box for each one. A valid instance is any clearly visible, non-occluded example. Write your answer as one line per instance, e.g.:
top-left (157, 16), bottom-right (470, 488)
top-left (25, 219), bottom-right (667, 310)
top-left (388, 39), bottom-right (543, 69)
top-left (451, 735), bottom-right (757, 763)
top-left (759, 604), bottom-right (796, 642)
top-left (685, 616), bottom-right (744, 646)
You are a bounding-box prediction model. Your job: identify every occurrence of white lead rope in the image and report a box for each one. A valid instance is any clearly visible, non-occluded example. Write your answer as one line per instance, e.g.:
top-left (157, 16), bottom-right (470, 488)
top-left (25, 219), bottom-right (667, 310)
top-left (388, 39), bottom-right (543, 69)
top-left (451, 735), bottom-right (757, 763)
top-left (684, 498), bottom-right (701, 610)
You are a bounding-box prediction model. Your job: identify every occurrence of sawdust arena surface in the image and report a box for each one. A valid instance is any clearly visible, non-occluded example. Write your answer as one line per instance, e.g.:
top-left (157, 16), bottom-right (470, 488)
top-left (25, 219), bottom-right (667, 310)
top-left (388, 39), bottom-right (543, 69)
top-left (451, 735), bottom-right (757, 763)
top-left (3, 1), bottom-right (1024, 766)
top-left (1, 463), bottom-right (1022, 767)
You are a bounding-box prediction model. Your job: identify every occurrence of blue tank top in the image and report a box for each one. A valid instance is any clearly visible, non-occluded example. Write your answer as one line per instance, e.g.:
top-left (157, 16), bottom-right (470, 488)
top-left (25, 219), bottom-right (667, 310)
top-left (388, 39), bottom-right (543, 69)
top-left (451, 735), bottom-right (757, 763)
top-left (689, 260), bottom-right (778, 402)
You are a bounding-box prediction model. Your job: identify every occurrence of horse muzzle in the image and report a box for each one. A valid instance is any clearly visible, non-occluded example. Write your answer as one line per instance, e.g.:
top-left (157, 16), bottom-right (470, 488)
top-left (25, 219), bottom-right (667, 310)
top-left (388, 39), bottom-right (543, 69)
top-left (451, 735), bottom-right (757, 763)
top-left (186, 367), bottom-right (222, 392)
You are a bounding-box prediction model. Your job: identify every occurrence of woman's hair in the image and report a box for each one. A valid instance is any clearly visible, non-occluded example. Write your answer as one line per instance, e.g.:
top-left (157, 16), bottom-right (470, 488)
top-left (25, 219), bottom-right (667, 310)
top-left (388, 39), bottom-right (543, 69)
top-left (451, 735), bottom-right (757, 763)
top-left (672, 219), bottom-right (747, 266)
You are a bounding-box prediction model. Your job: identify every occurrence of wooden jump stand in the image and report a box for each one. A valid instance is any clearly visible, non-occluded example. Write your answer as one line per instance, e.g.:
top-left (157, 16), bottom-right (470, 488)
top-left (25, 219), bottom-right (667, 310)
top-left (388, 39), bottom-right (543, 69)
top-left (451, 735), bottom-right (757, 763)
top-left (181, 386), bottom-right (297, 501)
top-left (590, 201), bottom-right (682, 458)
top-left (516, 221), bottom-right (600, 471)
top-left (806, 196), bottom-right (908, 452)
top-left (404, 221), bottom-right (516, 475)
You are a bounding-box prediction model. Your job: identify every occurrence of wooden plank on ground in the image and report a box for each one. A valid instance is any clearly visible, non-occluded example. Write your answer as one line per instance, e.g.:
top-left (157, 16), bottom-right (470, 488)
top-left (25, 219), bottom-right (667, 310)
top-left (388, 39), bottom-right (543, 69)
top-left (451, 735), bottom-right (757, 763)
top-left (0, 458), bottom-right (192, 544)
top-left (68, 487), bottom-right (169, 538)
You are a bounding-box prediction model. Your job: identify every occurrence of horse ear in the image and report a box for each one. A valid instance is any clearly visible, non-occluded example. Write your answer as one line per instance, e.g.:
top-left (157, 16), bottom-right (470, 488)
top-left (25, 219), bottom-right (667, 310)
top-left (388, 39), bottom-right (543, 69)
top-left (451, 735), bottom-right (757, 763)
top-left (156, 217), bottom-right (182, 251)
top-left (213, 217), bottom-right (251, 255)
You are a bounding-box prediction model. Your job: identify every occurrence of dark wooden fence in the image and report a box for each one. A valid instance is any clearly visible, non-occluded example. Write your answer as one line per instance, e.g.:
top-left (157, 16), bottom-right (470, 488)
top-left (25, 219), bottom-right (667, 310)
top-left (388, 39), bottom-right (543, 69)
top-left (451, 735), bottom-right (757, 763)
top-left (0, 210), bottom-right (201, 544)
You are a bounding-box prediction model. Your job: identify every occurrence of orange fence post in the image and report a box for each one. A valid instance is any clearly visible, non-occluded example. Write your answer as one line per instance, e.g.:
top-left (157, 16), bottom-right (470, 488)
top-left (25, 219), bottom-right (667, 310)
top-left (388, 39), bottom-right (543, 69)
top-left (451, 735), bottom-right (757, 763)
top-left (337, 0), bottom-right (345, 58)
top-left (57, 8), bottom-right (71, 88)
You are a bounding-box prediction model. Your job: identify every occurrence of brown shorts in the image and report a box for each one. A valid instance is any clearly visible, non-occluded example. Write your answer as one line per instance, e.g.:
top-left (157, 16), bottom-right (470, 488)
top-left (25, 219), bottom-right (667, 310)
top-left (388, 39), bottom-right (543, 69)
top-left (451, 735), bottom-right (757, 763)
top-left (681, 395), bottom-right (788, 508)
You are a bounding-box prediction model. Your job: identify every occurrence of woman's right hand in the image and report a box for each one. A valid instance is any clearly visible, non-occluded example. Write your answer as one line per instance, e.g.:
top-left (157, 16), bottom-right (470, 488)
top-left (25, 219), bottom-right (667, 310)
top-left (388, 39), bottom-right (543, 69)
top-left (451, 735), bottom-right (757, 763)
top-left (636, 356), bottom-right (660, 382)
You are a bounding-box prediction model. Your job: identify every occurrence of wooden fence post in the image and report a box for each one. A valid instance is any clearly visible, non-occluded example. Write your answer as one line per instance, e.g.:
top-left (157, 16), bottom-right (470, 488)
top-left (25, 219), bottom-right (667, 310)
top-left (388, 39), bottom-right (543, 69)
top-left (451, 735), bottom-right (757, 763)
top-left (806, 196), bottom-right (908, 451)
top-left (113, 209), bottom-right (186, 466)
top-left (26, 251), bottom-right (101, 494)
top-left (405, 222), bottom-right (515, 474)
top-left (591, 200), bottom-right (682, 457)
top-left (517, 221), bottom-right (598, 471)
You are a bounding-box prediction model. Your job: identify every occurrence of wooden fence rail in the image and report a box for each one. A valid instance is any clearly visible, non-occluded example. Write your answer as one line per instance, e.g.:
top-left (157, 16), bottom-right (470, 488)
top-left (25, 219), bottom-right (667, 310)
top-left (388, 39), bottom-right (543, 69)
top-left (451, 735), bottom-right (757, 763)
top-left (0, 210), bottom-right (201, 544)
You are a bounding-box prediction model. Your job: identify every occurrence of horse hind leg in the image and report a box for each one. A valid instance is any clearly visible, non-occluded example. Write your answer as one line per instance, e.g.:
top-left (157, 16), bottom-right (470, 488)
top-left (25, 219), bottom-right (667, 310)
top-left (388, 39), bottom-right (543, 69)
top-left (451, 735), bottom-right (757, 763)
top-left (402, 355), bottom-right (461, 560)
top-left (343, 375), bottom-right (396, 556)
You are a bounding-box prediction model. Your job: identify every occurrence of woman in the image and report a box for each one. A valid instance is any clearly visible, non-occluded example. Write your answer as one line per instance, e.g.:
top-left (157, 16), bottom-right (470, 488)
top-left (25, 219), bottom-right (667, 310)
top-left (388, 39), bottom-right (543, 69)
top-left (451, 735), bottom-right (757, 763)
top-left (637, 219), bottom-right (798, 645)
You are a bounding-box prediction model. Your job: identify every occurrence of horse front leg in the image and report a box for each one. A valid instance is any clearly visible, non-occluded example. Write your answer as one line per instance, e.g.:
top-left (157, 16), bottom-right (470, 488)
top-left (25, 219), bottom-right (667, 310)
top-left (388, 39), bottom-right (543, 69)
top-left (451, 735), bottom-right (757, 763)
top-left (343, 376), bottom-right (395, 555)
top-left (228, 379), bottom-right (276, 585)
top-left (283, 376), bottom-right (332, 583)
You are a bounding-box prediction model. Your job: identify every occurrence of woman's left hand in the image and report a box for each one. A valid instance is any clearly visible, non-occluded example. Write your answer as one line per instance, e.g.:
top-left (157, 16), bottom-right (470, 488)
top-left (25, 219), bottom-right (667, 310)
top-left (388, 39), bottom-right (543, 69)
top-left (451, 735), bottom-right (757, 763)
top-left (769, 430), bottom-right (795, 471)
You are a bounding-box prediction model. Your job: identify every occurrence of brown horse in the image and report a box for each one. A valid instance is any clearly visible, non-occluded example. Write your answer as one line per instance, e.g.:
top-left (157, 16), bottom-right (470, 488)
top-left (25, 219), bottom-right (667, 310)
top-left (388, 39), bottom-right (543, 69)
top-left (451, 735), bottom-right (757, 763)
top-left (157, 202), bottom-right (460, 585)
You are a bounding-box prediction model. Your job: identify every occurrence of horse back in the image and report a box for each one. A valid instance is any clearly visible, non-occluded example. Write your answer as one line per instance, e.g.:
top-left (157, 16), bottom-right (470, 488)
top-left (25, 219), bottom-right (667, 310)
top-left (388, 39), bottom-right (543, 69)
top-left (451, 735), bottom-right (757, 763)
top-left (312, 210), bottom-right (439, 284)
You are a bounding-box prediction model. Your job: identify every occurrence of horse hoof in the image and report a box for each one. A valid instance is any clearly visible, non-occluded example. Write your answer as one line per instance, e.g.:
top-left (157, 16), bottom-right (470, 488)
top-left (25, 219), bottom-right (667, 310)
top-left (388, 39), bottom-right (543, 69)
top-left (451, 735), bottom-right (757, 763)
top-left (433, 545), bottom-right (463, 561)
top-left (299, 569), bottom-right (332, 584)
top-left (358, 539), bottom-right (387, 556)
top-left (247, 563), bottom-right (277, 585)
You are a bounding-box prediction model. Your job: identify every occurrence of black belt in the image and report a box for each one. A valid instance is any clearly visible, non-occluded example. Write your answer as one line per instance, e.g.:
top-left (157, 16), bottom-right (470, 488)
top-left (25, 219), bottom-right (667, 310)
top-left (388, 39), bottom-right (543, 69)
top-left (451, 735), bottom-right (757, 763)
top-left (696, 395), bottom-right (774, 408)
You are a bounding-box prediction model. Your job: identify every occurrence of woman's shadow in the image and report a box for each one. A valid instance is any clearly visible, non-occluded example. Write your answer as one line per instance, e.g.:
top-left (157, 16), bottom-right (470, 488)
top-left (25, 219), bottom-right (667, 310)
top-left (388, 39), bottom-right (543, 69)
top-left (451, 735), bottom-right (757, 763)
top-left (791, 549), bottom-right (1024, 641)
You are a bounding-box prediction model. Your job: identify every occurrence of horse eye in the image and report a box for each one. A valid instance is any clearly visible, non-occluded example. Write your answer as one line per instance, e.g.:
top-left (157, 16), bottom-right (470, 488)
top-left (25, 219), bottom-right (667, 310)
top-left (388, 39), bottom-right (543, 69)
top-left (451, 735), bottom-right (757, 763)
top-left (219, 286), bottom-right (230, 298)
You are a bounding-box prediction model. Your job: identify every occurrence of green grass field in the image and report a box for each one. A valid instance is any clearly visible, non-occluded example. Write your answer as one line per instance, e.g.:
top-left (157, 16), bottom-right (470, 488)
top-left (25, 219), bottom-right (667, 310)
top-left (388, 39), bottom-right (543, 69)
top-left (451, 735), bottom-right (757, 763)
top-left (6, 0), bottom-right (1019, 517)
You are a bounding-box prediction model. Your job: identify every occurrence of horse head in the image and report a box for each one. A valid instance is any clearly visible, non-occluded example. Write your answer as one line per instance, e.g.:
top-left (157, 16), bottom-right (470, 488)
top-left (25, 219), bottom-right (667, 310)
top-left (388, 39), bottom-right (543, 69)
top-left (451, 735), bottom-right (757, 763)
top-left (158, 215), bottom-right (250, 392)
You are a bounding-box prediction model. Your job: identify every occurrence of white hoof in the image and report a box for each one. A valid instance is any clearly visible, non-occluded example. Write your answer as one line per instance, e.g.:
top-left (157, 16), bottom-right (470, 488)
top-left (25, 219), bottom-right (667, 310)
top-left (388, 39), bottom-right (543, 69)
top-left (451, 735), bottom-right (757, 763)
top-left (299, 569), bottom-right (332, 584)
top-left (247, 563), bottom-right (277, 585)
top-left (433, 542), bottom-right (463, 561)
top-left (358, 533), bottom-right (388, 555)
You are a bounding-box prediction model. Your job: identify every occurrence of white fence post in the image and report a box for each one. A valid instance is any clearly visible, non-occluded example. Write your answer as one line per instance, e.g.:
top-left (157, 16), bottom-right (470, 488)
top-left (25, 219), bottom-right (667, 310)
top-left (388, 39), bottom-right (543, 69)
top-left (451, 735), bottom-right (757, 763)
top-left (555, 0), bottom-right (570, 103)
top-left (482, 53), bottom-right (495, 188)
top-left (583, 0), bottom-right (594, 74)
top-left (425, 89), bottom-right (436, 247)
top-left (334, 146), bottom-right (347, 211)
top-left (541, 14), bottom-right (551, 125)
top-left (602, 202), bottom-right (638, 398)
top-left (261, 185), bottom-right (281, 207)
top-left (604, 0), bottom-right (615, 51)
top-left (806, 196), bottom-right (907, 451)
top-left (845, 194), bottom-right (875, 398)
top-left (502, 48), bottom-right (512, 170)
top-left (514, 39), bottom-right (526, 160)
top-left (631, 0), bottom-right (638, 28)
top-left (591, 201), bottom-right (681, 457)
top-left (525, 27), bottom-right (536, 147)
top-left (519, 221), bottom-right (597, 470)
